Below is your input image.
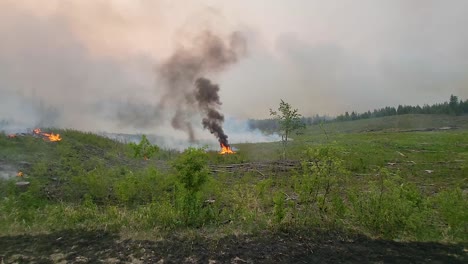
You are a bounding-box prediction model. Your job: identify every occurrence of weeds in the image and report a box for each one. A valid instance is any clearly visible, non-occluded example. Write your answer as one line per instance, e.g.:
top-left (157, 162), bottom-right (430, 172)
top-left (433, 187), bottom-right (468, 241)
top-left (347, 169), bottom-right (432, 239)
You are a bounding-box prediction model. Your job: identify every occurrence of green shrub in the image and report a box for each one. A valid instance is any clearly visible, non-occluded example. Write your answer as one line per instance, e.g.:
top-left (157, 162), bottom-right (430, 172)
top-left (72, 167), bottom-right (113, 203)
top-left (433, 188), bottom-right (468, 241)
top-left (0, 179), bottom-right (20, 198)
top-left (348, 169), bottom-right (432, 239)
top-left (294, 145), bottom-right (349, 226)
top-left (172, 147), bottom-right (211, 226)
top-left (114, 167), bottom-right (173, 206)
top-left (173, 148), bottom-right (209, 193)
top-left (114, 173), bottom-right (139, 204)
top-left (129, 135), bottom-right (159, 160)
top-left (142, 200), bottom-right (179, 229)
top-left (220, 182), bottom-right (264, 227)
top-left (273, 192), bottom-right (286, 225)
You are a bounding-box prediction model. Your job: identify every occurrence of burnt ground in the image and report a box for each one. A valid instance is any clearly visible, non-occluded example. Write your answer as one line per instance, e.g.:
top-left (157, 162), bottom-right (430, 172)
top-left (0, 229), bottom-right (466, 264)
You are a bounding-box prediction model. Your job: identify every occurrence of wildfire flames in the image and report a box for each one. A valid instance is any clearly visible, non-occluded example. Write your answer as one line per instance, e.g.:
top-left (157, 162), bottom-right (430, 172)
top-left (33, 128), bottom-right (62, 142)
top-left (17, 171), bottom-right (23, 177)
top-left (43, 132), bottom-right (62, 142)
top-left (219, 143), bottom-right (235, 155)
top-left (5, 129), bottom-right (62, 142)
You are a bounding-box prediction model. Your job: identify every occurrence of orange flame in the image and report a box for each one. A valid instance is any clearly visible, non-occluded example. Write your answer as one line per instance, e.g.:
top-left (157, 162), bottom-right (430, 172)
top-left (219, 143), bottom-right (235, 155)
top-left (43, 132), bottom-right (62, 142)
top-left (17, 171), bottom-right (23, 177)
top-left (33, 128), bottom-right (62, 142)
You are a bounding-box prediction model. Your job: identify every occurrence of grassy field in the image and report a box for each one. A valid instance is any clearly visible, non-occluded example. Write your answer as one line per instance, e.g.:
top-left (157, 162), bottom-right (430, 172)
top-left (238, 115), bottom-right (467, 189)
top-left (0, 114), bottom-right (466, 263)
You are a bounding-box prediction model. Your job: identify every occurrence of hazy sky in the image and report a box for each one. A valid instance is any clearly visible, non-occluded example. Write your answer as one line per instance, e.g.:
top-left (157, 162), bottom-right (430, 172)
top-left (1, 0), bottom-right (467, 129)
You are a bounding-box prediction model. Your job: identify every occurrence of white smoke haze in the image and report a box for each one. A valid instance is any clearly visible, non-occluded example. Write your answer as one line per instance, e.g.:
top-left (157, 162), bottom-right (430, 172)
top-left (1, 0), bottom-right (467, 147)
top-left (223, 117), bottom-right (280, 144)
top-left (101, 116), bottom-right (277, 151)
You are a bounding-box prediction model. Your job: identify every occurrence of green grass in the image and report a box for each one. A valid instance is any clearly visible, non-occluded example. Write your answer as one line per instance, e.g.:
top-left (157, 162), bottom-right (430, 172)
top-left (237, 115), bottom-right (468, 190)
top-left (0, 129), bottom-right (129, 166)
top-left (0, 115), bottom-right (467, 243)
top-left (307, 114), bottom-right (468, 135)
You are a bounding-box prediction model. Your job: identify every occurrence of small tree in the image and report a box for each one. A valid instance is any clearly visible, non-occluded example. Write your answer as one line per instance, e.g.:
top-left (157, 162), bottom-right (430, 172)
top-left (172, 147), bottom-right (210, 225)
top-left (270, 99), bottom-right (305, 159)
top-left (129, 135), bottom-right (159, 160)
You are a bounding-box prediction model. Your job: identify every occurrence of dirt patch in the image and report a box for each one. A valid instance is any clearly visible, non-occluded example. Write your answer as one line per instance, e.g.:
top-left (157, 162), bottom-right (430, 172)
top-left (0, 229), bottom-right (466, 263)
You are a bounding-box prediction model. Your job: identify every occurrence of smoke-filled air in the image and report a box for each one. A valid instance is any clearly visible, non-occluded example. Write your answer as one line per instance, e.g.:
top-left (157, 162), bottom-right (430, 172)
top-left (1, 0), bottom-right (468, 148)
top-left (0, 0), bottom-right (266, 148)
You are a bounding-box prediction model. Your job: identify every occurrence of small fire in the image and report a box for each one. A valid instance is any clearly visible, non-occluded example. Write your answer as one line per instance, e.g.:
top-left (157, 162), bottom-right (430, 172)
top-left (33, 128), bottom-right (62, 142)
top-left (219, 143), bottom-right (235, 155)
top-left (7, 134), bottom-right (16, 138)
top-left (43, 132), bottom-right (62, 142)
top-left (17, 171), bottom-right (23, 177)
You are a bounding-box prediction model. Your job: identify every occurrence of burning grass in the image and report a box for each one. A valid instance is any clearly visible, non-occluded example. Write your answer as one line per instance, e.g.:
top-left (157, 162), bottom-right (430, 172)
top-left (32, 128), bottom-right (62, 142)
top-left (219, 143), bottom-right (235, 155)
top-left (5, 128), bottom-right (62, 142)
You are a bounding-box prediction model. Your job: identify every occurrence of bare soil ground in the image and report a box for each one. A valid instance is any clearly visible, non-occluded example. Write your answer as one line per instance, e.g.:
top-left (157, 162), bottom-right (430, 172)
top-left (0, 229), bottom-right (466, 263)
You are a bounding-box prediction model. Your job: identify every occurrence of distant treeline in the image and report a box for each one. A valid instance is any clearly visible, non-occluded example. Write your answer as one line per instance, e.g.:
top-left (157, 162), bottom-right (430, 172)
top-left (335, 95), bottom-right (468, 122)
top-left (249, 95), bottom-right (467, 131)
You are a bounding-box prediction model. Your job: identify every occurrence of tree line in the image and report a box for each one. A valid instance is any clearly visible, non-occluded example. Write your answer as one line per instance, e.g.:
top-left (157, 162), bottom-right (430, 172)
top-left (335, 95), bottom-right (468, 122)
top-left (249, 95), bottom-right (467, 131)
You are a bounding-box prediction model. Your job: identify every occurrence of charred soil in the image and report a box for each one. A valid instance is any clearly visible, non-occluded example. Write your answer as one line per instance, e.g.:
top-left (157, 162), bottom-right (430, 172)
top-left (0, 229), bottom-right (466, 264)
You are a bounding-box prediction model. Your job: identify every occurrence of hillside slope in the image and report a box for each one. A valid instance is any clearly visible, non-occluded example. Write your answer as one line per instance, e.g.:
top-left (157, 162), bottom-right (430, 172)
top-left (306, 114), bottom-right (468, 135)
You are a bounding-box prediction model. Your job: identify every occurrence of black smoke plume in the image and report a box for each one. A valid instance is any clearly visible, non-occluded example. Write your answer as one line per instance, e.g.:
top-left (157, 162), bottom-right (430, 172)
top-left (194, 77), bottom-right (229, 146)
top-left (157, 30), bottom-right (246, 144)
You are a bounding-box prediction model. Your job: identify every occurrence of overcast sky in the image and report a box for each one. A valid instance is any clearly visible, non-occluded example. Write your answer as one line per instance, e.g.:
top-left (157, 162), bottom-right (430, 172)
top-left (1, 0), bottom-right (467, 130)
